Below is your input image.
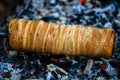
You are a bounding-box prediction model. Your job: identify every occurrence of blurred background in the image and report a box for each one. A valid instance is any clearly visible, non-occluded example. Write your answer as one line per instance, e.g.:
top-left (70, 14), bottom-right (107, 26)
top-left (0, 0), bottom-right (23, 25)
top-left (0, 0), bottom-right (120, 80)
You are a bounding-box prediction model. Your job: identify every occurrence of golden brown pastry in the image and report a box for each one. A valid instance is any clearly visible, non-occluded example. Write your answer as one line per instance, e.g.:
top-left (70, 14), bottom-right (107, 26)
top-left (8, 18), bottom-right (115, 58)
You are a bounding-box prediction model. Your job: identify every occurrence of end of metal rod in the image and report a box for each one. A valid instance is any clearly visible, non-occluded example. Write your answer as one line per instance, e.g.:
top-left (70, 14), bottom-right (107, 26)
top-left (0, 27), bottom-right (8, 37)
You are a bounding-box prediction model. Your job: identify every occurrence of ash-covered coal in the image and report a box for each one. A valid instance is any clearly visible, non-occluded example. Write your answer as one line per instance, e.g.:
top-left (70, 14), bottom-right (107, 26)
top-left (0, 0), bottom-right (120, 79)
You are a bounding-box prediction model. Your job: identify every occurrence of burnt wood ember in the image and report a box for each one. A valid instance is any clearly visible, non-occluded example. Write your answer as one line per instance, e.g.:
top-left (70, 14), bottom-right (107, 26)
top-left (0, 0), bottom-right (120, 79)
